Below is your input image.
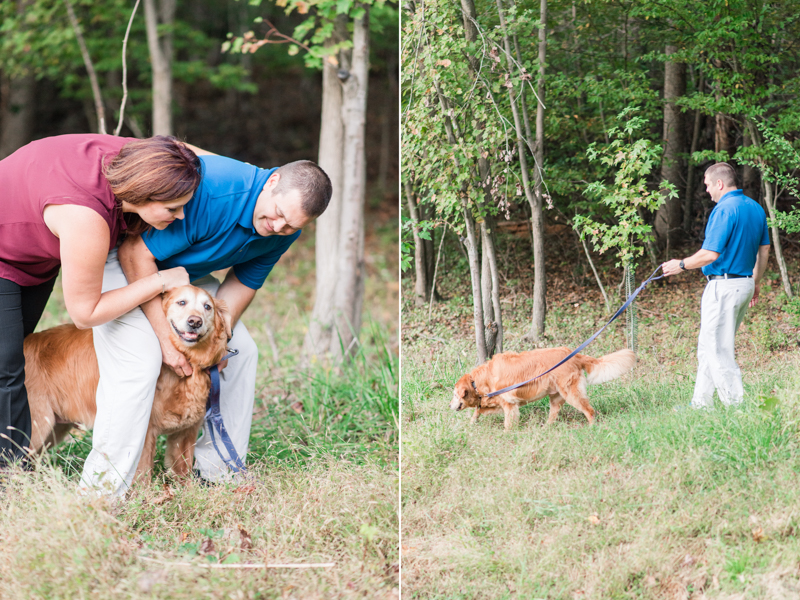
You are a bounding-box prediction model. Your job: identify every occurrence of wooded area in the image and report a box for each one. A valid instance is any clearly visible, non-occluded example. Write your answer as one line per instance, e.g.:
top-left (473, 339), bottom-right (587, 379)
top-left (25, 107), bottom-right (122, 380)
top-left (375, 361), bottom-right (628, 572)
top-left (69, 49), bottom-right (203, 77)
top-left (1, 0), bottom-right (399, 362)
top-left (401, 0), bottom-right (800, 362)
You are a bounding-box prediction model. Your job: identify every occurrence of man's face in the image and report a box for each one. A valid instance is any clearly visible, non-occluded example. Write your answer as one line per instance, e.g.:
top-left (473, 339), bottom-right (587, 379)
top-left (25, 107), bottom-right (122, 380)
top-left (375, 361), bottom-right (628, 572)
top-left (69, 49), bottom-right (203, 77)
top-left (253, 174), bottom-right (314, 237)
top-left (704, 174), bottom-right (723, 203)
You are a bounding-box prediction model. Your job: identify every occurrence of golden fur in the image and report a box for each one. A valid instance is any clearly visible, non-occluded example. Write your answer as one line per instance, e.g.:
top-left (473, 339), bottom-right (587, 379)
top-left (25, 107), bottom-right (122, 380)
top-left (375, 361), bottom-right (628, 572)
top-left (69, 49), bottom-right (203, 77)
top-left (25, 285), bottom-right (229, 480)
top-left (450, 347), bottom-right (636, 428)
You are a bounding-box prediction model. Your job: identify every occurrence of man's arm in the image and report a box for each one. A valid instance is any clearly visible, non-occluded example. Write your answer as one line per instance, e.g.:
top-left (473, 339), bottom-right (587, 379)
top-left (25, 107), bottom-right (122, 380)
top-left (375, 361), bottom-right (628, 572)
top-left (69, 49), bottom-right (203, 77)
top-left (216, 269), bottom-right (257, 333)
top-left (662, 248), bottom-right (720, 277)
top-left (118, 235), bottom-right (194, 377)
top-left (214, 270), bottom-right (257, 370)
top-left (750, 244), bottom-right (771, 307)
top-left (182, 143), bottom-right (217, 157)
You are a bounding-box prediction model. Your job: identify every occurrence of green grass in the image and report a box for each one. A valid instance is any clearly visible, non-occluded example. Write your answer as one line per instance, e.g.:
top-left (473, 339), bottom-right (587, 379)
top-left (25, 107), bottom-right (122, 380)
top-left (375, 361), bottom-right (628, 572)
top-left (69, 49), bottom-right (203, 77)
top-left (2, 220), bottom-right (399, 598)
top-left (401, 250), bottom-right (800, 599)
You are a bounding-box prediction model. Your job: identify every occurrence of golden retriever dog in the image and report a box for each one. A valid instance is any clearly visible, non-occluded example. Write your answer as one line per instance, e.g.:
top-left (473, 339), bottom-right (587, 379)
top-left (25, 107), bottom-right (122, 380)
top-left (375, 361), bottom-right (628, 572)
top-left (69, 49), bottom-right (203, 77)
top-left (450, 347), bottom-right (636, 428)
top-left (24, 285), bottom-right (229, 481)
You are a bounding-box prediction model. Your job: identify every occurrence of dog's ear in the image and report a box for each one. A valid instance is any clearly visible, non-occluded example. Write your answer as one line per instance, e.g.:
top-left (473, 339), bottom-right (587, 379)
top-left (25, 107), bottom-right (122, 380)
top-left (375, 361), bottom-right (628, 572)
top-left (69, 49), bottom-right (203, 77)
top-left (161, 287), bottom-right (176, 312)
top-left (213, 297), bottom-right (231, 343)
top-left (461, 376), bottom-right (473, 398)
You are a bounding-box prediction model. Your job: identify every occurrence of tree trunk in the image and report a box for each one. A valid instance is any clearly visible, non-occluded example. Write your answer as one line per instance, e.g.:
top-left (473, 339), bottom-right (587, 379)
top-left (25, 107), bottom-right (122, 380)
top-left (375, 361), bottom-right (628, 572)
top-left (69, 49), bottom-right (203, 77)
top-left (715, 113), bottom-right (734, 156)
top-left (404, 179), bottom-right (429, 305)
top-left (495, 0), bottom-right (546, 341)
top-left (420, 199), bottom-right (436, 292)
top-left (302, 11), bottom-right (369, 361)
top-left (742, 130), bottom-right (760, 200)
top-left (683, 69), bottom-right (703, 235)
top-left (0, 72), bottom-right (34, 158)
top-left (530, 0), bottom-right (547, 340)
top-left (463, 204), bottom-right (487, 365)
top-left (64, 0), bottom-right (106, 134)
top-left (744, 120), bottom-right (793, 299)
top-left (481, 217), bottom-right (503, 355)
top-left (144, 0), bottom-right (175, 135)
top-left (654, 45), bottom-right (686, 250)
top-left (763, 180), bottom-right (793, 298)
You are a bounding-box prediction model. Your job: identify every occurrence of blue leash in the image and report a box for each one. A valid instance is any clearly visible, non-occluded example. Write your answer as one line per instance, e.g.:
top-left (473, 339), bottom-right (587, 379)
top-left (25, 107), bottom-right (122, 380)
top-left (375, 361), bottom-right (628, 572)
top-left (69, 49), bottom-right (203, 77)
top-left (484, 265), bottom-right (664, 399)
top-left (205, 348), bottom-right (247, 473)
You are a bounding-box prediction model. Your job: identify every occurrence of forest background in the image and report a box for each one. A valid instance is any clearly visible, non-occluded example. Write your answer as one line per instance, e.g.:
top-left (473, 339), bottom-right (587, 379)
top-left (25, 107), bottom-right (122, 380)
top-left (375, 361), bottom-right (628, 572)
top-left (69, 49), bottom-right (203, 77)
top-left (401, 0), bottom-right (800, 597)
top-left (0, 0), bottom-right (400, 598)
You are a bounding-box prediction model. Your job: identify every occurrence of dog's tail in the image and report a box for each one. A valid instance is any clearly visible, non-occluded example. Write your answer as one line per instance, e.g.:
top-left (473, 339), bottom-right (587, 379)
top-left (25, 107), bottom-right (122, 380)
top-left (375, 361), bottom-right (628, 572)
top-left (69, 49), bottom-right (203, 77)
top-left (582, 349), bottom-right (636, 385)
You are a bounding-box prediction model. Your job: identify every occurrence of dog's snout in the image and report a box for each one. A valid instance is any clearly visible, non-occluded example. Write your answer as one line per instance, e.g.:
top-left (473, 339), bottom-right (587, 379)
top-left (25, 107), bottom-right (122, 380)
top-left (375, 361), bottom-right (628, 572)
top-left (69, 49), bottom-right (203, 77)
top-left (187, 315), bottom-right (203, 330)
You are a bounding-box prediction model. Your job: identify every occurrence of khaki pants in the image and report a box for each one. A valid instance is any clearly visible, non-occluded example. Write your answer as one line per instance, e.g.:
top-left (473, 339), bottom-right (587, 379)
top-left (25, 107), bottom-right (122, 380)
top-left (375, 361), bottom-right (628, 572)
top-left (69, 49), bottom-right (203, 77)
top-left (691, 277), bottom-right (754, 408)
top-left (79, 249), bottom-right (258, 496)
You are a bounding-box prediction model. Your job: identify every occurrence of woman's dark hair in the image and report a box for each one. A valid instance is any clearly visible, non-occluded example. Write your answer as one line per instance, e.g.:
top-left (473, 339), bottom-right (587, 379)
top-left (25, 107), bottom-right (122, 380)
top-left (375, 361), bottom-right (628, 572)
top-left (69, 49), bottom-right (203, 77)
top-left (104, 136), bottom-right (201, 234)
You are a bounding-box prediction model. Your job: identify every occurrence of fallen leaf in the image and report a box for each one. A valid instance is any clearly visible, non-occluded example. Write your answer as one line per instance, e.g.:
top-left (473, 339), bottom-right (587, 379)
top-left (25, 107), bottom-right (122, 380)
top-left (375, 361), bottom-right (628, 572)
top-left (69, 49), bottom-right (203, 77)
top-left (239, 526), bottom-right (253, 550)
top-left (291, 401), bottom-right (304, 413)
top-left (233, 485), bottom-right (256, 495)
top-left (751, 527), bottom-right (766, 542)
top-left (199, 538), bottom-right (216, 555)
top-left (153, 484), bottom-right (174, 506)
top-left (588, 514), bottom-right (601, 525)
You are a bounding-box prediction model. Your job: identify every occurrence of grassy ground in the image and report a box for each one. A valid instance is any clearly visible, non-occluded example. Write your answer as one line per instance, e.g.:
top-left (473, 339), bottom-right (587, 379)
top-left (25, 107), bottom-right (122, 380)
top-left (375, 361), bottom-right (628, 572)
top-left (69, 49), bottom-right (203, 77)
top-left (0, 212), bottom-right (399, 600)
top-left (401, 237), bottom-right (800, 599)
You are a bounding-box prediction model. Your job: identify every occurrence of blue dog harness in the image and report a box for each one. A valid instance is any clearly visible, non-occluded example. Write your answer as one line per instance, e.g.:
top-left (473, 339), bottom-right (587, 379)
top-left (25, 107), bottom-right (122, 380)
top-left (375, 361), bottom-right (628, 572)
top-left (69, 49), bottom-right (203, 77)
top-left (205, 348), bottom-right (247, 473)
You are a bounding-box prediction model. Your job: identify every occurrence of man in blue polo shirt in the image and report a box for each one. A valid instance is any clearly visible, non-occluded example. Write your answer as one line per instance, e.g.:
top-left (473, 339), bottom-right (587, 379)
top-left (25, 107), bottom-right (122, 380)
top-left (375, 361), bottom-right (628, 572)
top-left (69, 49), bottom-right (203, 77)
top-left (662, 162), bottom-right (770, 409)
top-left (80, 151), bottom-right (331, 495)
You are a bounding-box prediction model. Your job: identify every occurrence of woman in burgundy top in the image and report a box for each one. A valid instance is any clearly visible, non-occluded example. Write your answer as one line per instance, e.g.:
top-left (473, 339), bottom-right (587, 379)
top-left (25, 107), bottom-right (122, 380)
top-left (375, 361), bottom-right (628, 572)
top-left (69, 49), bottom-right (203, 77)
top-left (0, 134), bottom-right (202, 467)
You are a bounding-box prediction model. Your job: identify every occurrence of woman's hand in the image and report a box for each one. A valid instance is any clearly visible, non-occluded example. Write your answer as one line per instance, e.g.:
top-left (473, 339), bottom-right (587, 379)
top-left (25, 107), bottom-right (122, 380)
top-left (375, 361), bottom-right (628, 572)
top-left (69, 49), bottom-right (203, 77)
top-left (158, 334), bottom-right (193, 377)
top-left (157, 267), bottom-right (191, 293)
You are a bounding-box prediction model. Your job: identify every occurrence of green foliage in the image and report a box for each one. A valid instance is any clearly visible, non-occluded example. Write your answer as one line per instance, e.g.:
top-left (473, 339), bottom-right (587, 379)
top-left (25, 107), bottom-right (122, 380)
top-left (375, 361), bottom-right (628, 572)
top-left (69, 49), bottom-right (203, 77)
top-left (574, 110), bottom-right (672, 267)
top-left (0, 0), bottom-right (261, 131)
top-left (228, 0), bottom-right (397, 70)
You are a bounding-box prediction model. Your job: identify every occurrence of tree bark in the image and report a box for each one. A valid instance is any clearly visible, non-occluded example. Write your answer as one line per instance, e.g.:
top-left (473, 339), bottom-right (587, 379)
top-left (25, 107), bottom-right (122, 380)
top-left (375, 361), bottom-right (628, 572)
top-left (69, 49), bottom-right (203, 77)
top-left (683, 69), bottom-right (703, 235)
top-left (64, 0), bottom-right (106, 134)
top-left (144, 0), bottom-right (175, 135)
top-left (463, 204), bottom-right (487, 365)
top-left (744, 120), bottom-right (793, 299)
top-left (530, 0), bottom-right (547, 340)
top-left (763, 180), bottom-right (792, 298)
top-left (742, 130), bottom-right (760, 200)
top-left (495, 0), bottom-right (546, 340)
top-left (481, 217), bottom-right (502, 355)
top-left (654, 45), bottom-right (685, 250)
top-left (302, 11), bottom-right (369, 361)
top-left (404, 179), bottom-right (429, 305)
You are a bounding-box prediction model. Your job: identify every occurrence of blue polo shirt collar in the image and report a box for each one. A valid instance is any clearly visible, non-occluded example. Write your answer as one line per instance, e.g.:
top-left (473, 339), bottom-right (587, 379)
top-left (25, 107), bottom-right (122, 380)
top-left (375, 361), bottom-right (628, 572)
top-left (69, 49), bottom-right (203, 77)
top-left (718, 189), bottom-right (743, 204)
top-left (237, 167), bottom-right (276, 232)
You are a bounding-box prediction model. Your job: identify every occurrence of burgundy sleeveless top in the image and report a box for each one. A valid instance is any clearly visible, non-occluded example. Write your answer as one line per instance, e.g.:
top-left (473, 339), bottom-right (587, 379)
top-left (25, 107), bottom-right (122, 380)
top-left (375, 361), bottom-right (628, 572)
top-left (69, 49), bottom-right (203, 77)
top-left (0, 134), bottom-right (136, 285)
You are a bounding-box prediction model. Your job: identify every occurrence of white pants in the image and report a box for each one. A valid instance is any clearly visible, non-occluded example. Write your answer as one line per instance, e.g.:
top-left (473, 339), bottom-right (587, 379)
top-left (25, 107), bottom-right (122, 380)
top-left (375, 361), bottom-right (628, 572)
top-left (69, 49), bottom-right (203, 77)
top-left (79, 250), bottom-right (258, 496)
top-left (691, 277), bottom-right (754, 408)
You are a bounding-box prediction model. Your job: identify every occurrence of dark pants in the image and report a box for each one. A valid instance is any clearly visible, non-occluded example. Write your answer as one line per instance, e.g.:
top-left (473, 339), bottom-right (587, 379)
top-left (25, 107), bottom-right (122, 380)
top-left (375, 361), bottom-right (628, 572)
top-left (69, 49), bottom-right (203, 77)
top-left (0, 275), bottom-right (57, 466)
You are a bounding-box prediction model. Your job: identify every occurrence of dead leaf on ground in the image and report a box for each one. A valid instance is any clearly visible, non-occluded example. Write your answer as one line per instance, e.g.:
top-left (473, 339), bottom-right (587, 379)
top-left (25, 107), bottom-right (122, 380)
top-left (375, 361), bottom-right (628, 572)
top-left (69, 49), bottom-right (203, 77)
top-left (588, 514), bottom-right (601, 525)
top-left (291, 400), bottom-right (304, 413)
top-left (752, 527), bottom-right (767, 542)
top-left (239, 526), bottom-right (253, 550)
top-left (199, 537), bottom-right (216, 555)
top-left (153, 484), bottom-right (174, 505)
top-left (233, 484), bottom-right (256, 495)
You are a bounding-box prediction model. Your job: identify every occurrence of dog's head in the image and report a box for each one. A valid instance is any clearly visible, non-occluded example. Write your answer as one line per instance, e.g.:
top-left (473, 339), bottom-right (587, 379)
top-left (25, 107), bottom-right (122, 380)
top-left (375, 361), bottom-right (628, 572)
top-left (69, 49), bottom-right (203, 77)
top-left (450, 374), bottom-right (482, 411)
top-left (162, 285), bottom-right (229, 367)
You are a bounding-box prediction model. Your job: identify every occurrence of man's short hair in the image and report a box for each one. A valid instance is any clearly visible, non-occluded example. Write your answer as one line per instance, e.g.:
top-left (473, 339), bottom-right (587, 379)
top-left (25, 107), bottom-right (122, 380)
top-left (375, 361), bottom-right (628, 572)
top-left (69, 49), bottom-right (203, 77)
top-left (273, 160), bottom-right (332, 218)
top-left (705, 162), bottom-right (738, 188)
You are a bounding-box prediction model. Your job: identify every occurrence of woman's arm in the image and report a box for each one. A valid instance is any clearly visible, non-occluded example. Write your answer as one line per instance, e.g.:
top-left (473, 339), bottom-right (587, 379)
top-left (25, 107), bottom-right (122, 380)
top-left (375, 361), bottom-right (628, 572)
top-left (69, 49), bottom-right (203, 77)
top-left (43, 204), bottom-right (189, 329)
top-left (118, 234), bottom-right (194, 376)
